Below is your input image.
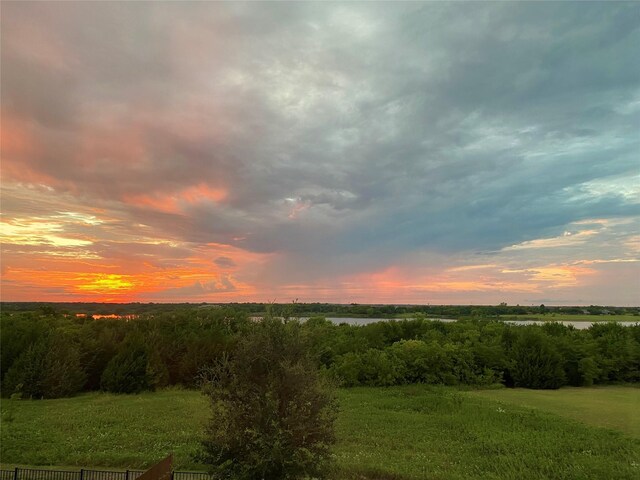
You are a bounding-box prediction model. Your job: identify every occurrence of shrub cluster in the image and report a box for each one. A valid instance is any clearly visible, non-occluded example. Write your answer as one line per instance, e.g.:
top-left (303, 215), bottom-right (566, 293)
top-left (1, 308), bottom-right (639, 398)
top-left (198, 318), bottom-right (337, 480)
top-left (1, 308), bottom-right (248, 398)
top-left (310, 317), bottom-right (639, 389)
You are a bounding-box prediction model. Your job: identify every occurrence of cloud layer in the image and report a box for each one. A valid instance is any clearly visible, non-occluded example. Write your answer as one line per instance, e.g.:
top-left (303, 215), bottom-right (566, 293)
top-left (2, 2), bottom-right (639, 304)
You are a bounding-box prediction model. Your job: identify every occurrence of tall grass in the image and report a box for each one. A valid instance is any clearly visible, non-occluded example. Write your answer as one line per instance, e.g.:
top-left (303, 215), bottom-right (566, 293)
top-left (337, 386), bottom-right (638, 479)
top-left (2, 386), bottom-right (638, 479)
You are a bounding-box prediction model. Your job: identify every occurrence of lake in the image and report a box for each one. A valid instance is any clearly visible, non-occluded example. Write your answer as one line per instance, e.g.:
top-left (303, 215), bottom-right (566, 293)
top-left (78, 313), bottom-right (638, 329)
top-left (307, 317), bottom-right (638, 329)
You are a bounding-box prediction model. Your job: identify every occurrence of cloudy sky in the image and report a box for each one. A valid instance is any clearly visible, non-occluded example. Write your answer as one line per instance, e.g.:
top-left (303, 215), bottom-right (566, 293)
top-left (2, 1), bottom-right (639, 305)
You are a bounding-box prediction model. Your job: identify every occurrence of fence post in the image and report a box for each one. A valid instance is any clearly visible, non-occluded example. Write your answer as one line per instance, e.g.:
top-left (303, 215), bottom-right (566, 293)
top-left (13, 468), bottom-right (18, 480)
top-left (79, 469), bottom-right (84, 480)
top-left (126, 470), bottom-right (129, 480)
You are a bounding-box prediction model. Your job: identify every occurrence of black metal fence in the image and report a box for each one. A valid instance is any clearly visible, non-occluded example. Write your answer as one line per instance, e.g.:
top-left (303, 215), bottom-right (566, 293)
top-left (0, 469), bottom-right (210, 480)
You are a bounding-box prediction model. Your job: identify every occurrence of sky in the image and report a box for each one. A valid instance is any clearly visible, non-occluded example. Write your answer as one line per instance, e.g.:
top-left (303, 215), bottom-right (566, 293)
top-left (1, 1), bottom-right (639, 305)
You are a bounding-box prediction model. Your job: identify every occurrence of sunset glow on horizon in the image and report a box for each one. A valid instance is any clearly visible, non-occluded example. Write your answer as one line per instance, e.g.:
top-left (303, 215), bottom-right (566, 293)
top-left (1, 2), bottom-right (639, 305)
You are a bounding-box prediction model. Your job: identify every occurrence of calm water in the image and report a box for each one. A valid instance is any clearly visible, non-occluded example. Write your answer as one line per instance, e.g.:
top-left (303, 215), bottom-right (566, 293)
top-left (502, 319), bottom-right (638, 330)
top-left (313, 317), bottom-right (638, 330)
top-left (78, 313), bottom-right (637, 329)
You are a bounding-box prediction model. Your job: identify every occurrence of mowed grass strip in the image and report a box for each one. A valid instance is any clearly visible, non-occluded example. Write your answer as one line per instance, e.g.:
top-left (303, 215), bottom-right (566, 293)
top-left (467, 385), bottom-right (640, 438)
top-left (2, 387), bottom-right (639, 479)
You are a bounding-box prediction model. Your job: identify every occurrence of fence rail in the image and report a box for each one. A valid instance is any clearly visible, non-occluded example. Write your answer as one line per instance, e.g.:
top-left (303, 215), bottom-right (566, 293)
top-left (0, 469), bottom-right (210, 480)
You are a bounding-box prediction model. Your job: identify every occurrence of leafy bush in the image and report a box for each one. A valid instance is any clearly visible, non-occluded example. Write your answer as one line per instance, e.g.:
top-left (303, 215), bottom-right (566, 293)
top-left (509, 329), bottom-right (566, 389)
top-left (3, 335), bottom-right (86, 399)
top-left (589, 322), bottom-right (640, 383)
top-left (578, 357), bottom-right (600, 387)
top-left (41, 335), bottom-right (86, 398)
top-left (2, 307), bottom-right (639, 398)
top-left (387, 340), bottom-right (494, 386)
top-left (331, 349), bottom-right (403, 386)
top-left (198, 318), bottom-right (337, 480)
top-left (100, 345), bottom-right (151, 394)
top-left (2, 340), bottom-right (49, 398)
top-left (388, 339), bottom-right (432, 383)
top-left (1, 313), bottom-right (51, 384)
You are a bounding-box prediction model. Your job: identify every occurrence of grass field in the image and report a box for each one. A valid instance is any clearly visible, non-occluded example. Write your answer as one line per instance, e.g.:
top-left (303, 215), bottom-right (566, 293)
top-left (2, 386), bottom-right (639, 479)
top-left (498, 314), bottom-right (639, 322)
top-left (468, 386), bottom-right (640, 438)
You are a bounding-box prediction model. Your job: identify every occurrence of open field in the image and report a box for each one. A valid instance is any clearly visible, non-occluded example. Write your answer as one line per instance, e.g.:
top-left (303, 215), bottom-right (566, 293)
top-left (468, 386), bottom-right (640, 438)
top-left (2, 387), bottom-right (639, 479)
top-left (498, 314), bottom-right (640, 322)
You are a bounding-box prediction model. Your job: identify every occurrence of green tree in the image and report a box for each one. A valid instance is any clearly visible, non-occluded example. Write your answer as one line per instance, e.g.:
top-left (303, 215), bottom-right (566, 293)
top-left (2, 339), bottom-right (49, 398)
top-left (578, 357), bottom-right (600, 387)
top-left (146, 349), bottom-right (170, 389)
top-left (198, 318), bottom-right (337, 480)
top-left (331, 349), bottom-right (403, 386)
top-left (41, 334), bottom-right (86, 398)
top-left (509, 329), bottom-right (566, 389)
top-left (1, 313), bottom-right (50, 385)
top-left (100, 344), bottom-right (151, 394)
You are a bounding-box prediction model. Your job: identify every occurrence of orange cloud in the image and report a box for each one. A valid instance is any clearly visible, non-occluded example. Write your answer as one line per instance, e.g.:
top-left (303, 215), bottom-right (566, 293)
top-left (310, 260), bottom-right (603, 303)
top-left (1, 217), bottom-right (93, 247)
top-left (502, 264), bottom-right (596, 287)
top-left (1, 117), bottom-right (34, 157)
top-left (76, 273), bottom-right (136, 293)
top-left (124, 194), bottom-right (182, 214)
top-left (503, 229), bottom-right (600, 251)
top-left (0, 117), bottom-right (61, 187)
top-left (124, 183), bottom-right (227, 213)
top-left (2, 264), bottom-right (256, 302)
top-left (343, 265), bottom-right (542, 297)
top-left (0, 230), bottom-right (268, 302)
top-left (181, 184), bottom-right (227, 203)
top-left (78, 127), bottom-right (147, 166)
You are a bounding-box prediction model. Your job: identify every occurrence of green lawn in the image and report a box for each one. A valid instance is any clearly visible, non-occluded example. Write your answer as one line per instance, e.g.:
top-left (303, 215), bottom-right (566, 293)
top-left (2, 386), bottom-right (639, 479)
top-left (1, 389), bottom-right (208, 470)
top-left (467, 386), bottom-right (640, 438)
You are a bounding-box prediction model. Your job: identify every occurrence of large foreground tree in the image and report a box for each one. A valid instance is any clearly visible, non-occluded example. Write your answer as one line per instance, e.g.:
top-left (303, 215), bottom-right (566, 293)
top-left (198, 317), bottom-right (337, 480)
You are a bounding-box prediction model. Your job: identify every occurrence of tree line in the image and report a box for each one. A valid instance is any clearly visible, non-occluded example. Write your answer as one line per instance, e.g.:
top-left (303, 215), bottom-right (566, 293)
top-left (1, 306), bottom-right (638, 399)
top-left (2, 301), bottom-right (638, 318)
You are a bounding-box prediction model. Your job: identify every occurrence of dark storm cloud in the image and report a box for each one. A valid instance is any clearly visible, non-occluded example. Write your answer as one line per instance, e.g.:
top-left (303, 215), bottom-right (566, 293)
top-left (2, 1), bottom-right (639, 282)
top-left (214, 256), bottom-right (237, 269)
